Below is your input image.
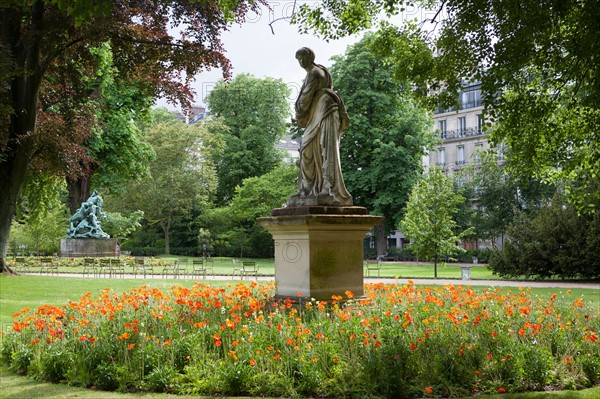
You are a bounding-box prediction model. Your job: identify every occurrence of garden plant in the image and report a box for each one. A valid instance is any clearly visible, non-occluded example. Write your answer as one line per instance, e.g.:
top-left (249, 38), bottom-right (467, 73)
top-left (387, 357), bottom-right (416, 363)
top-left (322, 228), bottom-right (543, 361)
top-left (1, 280), bottom-right (598, 398)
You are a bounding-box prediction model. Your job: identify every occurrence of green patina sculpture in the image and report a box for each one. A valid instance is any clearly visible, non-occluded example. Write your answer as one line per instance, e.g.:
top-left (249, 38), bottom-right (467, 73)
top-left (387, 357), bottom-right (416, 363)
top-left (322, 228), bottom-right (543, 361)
top-left (67, 190), bottom-right (110, 239)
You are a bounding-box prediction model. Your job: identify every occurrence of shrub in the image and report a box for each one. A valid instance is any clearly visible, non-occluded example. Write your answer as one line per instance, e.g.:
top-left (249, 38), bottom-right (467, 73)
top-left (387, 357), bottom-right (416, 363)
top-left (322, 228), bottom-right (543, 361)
top-left (489, 197), bottom-right (600, 279)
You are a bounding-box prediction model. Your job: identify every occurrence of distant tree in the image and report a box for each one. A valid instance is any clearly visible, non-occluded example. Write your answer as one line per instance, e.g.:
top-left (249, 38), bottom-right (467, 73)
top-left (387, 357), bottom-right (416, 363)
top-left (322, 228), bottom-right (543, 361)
top-left (102, 210), bottom-right (144, 245)
top-left (294, 0), bottom-right (600, 213)
top-left (401, 167), bottom-right (470, 277)
top-left (67, 43), bottom-right (155, 214)
top-left (110, 119), bottom-right (219, 254)
top-left (206, 74), bottom-right (291, 204)
top-left (457, 151), bottom-right (556, 248)
top-left (330, 33), bottom-right (435, 255)
top-left (201, 163), bottom-right (297, 258)
top-left (9, 201), bottom-right (69, 257)
top-left (1, 0), bottom-right (262, 272)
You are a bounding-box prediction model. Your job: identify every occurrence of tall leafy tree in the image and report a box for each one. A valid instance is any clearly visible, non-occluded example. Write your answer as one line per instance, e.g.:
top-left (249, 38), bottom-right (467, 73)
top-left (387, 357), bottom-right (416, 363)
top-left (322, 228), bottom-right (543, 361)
top-left (294, 0), bottom-right (600, 213)
top-left (330, 33), bottom-right (435, 255)
top-left (201, 162), bottom-right (297, 258)
top-left (401, 166), bottom-right (469, 277)
top-left (67, 43), bottom-right (155, 214)
top-left (490, 191), bottom-right (600, 279)
top-left (206, 74), bottom-right (291, 203)
top-left (109, 119), bottom-right (220, 255)
top-left (1, 0), bottom-right (262, 272)
top-left (457, 151), bottom-right (556, 248)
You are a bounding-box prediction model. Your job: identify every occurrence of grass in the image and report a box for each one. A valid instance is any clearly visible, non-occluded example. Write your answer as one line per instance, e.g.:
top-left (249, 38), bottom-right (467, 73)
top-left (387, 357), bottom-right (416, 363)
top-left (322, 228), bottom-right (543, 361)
top-left (0, 364), bottom-right (258, 399)
top-left (12, 254), bottom-right (592, 281)
top-left (1, 357), bottom-right (598, 399)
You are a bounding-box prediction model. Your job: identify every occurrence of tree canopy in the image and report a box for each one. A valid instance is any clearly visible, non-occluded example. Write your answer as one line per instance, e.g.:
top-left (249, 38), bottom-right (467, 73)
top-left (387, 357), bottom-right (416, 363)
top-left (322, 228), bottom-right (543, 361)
top-left (206, 74), bottom-right (291, 203)
top-left (330, 33), bottom-right (435, 253)
top-left (400, 166), bottom-right (469, 277)
top-left (0, 0), bottom-right (262, 271)
top-left (109, 118), bottom-right (220, 255)
top-left (294, 0), bottom-right (600, 213)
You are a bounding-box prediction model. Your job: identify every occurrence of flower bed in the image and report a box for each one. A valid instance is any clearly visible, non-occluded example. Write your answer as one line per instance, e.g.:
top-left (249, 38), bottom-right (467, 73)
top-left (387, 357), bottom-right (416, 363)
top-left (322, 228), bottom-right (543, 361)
top-left (1, 282), bottom-right (598, 397)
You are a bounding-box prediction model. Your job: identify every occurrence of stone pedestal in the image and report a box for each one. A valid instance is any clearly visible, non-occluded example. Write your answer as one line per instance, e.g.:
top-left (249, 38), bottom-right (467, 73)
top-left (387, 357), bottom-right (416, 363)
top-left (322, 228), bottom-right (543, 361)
top-left (59, 238), bottom-right (119, 258)
top-left (257, 206), bottom-right (382, 301)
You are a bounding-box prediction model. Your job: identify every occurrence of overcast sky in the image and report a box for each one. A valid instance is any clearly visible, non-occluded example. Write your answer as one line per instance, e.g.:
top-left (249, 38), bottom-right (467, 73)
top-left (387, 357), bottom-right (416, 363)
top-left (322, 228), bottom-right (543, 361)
top-left (157, 1), bottom-right (442, 111)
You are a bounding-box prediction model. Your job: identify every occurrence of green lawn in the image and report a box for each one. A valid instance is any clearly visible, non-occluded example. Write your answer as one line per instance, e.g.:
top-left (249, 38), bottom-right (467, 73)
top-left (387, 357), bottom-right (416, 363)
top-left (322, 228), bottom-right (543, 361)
top-left (8, 254), bottom-right (547, 280)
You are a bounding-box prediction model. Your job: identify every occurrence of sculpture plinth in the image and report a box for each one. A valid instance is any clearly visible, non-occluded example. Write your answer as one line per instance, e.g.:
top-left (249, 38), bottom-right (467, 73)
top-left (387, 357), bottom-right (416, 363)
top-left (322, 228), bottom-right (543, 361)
top-left (258, 206), bottom-right (382, 301)
top-left (59, 238), bottom-right (119, 258)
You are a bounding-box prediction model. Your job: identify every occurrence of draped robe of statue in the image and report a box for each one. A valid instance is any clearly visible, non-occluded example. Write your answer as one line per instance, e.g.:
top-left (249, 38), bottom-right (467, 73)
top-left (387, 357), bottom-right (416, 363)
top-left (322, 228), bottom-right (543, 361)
top-left (289, 63), bottom-right (353, 206)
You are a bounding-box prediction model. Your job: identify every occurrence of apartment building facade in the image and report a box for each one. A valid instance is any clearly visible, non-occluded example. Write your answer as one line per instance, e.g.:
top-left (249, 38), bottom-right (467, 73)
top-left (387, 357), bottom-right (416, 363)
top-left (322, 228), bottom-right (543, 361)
top-left (386, 83), bottom-right (493, 250)
top-left (429, 82), bottom-right (490, 176)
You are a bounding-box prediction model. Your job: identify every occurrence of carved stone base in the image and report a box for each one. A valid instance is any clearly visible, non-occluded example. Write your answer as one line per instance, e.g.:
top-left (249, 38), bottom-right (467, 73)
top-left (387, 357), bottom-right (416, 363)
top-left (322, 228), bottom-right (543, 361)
top-left (257, 207), bottom-right (382, 301)
top-left (59, 238), bottom-right (119, 258)
top-left (286, 193), bottom-right (353, 207)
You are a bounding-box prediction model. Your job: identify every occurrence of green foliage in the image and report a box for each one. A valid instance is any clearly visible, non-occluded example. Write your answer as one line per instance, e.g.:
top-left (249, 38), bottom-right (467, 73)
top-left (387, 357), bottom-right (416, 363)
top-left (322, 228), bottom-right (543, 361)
top-left (330, 33), bottom-right (435, 232)
top-left (489, 192), bottom-right (600, 279)
top-left (401, 166), bottom-right (470, 276)
top-left (0, 0), bottom-right (262, 271)
top-left (8, 176), bottom-right (70, 255)
top-left (200, 163), bottom-right (297, 258)
top-left (87, 43), bottom-right (155, 194)
top-left (206, 74), bottom-right (291, 203)
top-left (456, 152), bottom-right (555, 248)
top-left (102, 210), bottom-right (144, 243)
top-left (294, 0), bottom-right (600, 213)
top-left (108, 119), bottom-right (219, 254)
top-left (228, 163), bottom-right (297, 220)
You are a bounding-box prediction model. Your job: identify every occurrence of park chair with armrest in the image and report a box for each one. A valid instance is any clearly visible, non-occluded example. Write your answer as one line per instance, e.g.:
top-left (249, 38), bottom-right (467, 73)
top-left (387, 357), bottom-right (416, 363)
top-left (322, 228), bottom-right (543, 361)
top-left (98, 258), bottom-right (112, 277)
top-left (162, 259), bottom-right (179, 278)
top-left (364, 259), bottom-right (382, 277)
top-left (191, 259), bottom-right (208, 279)
top-left (231, 259), bottom-right (241, 279)
top-left (110, 258), bottom-right (125, 278)
top-left (241, 261), bottom-right (259, 280)
top-left (82, 258), bottom-right (97, 277)
top-left (14, 257), bottom-right (30, 273)
top-left (40, 257), bottom-right (58, 275)
top-left (133, 258), bottom-right (153, 278)
top-left (176, 258), bottom-right (189, 278)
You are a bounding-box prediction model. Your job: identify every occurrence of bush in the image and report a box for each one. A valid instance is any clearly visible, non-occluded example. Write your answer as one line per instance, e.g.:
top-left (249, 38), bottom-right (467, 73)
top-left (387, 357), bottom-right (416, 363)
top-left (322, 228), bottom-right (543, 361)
top-left (489, 197), bottom-right (600, 279)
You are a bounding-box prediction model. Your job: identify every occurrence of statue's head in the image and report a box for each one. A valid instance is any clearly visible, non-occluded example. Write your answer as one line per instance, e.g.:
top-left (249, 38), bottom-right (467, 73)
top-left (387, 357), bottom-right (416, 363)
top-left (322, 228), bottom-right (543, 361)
top-left (295, 47), bottom-right (315, 68)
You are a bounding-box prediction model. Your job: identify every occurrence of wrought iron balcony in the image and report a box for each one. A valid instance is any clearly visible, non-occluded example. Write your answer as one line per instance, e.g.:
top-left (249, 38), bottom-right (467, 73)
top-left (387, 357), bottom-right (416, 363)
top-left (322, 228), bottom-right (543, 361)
top-left (441, 127), bottom-right (485, 141)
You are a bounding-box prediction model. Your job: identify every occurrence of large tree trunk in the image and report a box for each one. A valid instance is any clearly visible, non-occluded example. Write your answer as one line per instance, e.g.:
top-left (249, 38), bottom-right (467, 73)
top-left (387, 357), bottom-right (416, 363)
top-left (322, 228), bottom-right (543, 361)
top-left (375, 220), bottom-right (387, 257)
top-left (67, 176), bottom-right (91, 215)
top-left (0, 3), bottom-right (44, 273)
top-left (0, 148), bottom-right (33, 273)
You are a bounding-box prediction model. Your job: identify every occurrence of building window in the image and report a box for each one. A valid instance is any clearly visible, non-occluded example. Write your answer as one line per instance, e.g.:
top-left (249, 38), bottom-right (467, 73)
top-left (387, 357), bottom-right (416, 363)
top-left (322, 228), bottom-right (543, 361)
top-left (438, 148), bottom-right (445, 166)
top-left (457, 146), bottom-right (465, 165)
top-left (458, 117), bottom-right (466, 136)
top-left (439, 120), bottom-right (447, 139)
top-left (474, 143), bottom-right (483, 163)
top-left (477, 114), bottom-right (484, 134)
top-left (461, 87), bottom-right (482, 109)
top-left (387, 237), bottom-right (397, 248)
